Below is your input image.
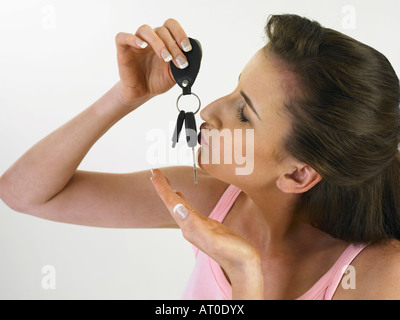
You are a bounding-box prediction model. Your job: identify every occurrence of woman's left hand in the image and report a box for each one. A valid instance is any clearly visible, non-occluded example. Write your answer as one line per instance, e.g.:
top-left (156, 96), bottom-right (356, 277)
top-left (150, 168), bottom-right (264, 299)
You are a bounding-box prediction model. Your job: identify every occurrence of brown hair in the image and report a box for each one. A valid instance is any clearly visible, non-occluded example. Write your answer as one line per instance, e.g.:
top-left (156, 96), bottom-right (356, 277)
top-left (265, 14), bottom-right (400, 244)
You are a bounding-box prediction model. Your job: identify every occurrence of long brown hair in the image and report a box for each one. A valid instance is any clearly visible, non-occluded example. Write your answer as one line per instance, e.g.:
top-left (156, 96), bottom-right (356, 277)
top-left (265, 14), bottom-right (400, 244)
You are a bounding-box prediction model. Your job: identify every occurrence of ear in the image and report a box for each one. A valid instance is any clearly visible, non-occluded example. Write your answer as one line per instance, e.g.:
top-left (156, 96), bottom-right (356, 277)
top-left (276, 164), bottom-right (322, 194)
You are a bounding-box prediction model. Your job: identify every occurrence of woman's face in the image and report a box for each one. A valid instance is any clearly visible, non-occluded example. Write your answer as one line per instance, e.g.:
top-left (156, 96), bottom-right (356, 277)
top-left (197, 48), bottom-right (297, 191)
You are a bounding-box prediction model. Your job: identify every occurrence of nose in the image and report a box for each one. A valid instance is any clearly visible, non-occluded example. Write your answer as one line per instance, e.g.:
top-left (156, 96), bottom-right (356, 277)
top-left (199, 97), bottom-right (224, 128)
top-left (199, 101), bottom-right (211, 121)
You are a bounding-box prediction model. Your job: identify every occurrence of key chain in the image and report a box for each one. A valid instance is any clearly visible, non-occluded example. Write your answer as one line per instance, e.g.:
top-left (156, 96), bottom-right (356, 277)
top-left (170, 38), bottom-right (202, 185)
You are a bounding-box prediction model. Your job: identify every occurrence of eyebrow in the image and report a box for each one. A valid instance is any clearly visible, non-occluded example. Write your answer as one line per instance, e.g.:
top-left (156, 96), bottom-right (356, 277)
top-left (240, 90), bottom-right (261, 120)
top-left (238, 73), bottom-right (261, 121)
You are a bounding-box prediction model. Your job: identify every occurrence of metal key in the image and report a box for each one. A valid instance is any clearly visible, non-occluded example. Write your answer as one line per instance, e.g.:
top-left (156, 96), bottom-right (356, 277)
top-left (184, 112), bottom-right (198, 184)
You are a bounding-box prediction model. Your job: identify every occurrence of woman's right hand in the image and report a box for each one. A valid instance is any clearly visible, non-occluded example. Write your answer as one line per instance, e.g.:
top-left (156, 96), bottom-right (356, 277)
top-left (114, 19), bottom-right (192, 106)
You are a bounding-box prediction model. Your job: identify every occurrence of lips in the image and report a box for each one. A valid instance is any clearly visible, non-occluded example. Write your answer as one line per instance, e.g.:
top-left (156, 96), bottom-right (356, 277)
top-left (198, 123), bottom-right (209, 147)
top-left (197, 130), bottom-right (209, 147)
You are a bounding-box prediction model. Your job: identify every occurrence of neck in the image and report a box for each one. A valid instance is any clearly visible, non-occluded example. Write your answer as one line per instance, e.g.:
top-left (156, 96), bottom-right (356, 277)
top-left (237, 184), bottom-right (336, 256)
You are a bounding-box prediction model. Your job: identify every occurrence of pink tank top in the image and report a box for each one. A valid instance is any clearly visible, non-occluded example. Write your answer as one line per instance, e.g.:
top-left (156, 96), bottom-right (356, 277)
top-left (181, 184), bottom-right (368, 300)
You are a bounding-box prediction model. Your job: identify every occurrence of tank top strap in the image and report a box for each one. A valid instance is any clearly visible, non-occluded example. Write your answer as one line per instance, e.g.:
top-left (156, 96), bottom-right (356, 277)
top-left (324, 242), bottom-right (368, 299)
top-left (192, 184), bottom-right (242, 258)
top-left (208, 184), bottom-right (242, 223)
top-left (297, 243), bottom-right (368, 300)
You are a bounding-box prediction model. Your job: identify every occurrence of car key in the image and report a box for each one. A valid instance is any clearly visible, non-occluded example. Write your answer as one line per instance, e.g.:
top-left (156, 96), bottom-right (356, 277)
top-left (172, 110), bottom-right (186, 148)
top-left (169, 37), bottom-right (202, 184)
top-left (184, 112), bottom-right (198, 184)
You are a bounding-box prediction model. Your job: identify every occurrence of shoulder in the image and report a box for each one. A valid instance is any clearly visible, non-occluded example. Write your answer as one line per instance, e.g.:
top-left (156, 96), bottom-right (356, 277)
top-left (334, 239), bottom-right (400, 299)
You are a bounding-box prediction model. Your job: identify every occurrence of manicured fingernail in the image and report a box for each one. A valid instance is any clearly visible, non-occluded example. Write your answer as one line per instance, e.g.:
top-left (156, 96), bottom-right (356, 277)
top-left (136, 39), bottom-right (148, 48)
top-left (161, 49), bottom-right (173, 62)
top-left (176, 55), bottom-right (189, 69)
top-left (181, 39), bottom-right (192, 52)
top-left (173, 203), bottom-right (188, 220)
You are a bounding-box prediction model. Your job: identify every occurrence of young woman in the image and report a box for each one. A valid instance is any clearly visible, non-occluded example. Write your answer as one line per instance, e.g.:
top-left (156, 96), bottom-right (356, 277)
top-left (1, 14), bottom-right (400, 300)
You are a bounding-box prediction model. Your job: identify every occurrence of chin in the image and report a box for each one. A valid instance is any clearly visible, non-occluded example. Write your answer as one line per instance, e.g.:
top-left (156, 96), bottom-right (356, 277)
top-left (196, 147), bottom-right (235, 183)
top-left (196, 144), bottom-right (255, 188)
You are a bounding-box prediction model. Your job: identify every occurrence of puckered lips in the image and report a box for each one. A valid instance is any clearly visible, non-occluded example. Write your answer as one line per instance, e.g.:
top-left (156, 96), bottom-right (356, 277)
top-left (198, 123), bottom-right (209, 146)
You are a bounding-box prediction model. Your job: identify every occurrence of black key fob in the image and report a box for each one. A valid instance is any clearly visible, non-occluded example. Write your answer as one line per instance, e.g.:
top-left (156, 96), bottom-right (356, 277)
top-left (170, 38), bottom-right (202, 95)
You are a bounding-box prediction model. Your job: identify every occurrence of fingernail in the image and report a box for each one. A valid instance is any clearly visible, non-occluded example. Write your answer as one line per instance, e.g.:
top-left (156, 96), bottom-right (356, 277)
top-left (176, 55), bottom-right (189, 69)
top-left (173, 203), bottom-right (188, 220)
top-left (161, 49), bottom-right (173, 62)
top-left (181, 39), bottom-right (192, 52)
top-left (136, 39), bottom-right (148, 48)
top-left (150, 168), bottom-right (155, 177)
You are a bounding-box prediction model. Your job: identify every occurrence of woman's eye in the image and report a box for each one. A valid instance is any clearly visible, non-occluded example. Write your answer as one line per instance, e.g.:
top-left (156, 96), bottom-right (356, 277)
top-left (236, 102), bottom-right (249, 123)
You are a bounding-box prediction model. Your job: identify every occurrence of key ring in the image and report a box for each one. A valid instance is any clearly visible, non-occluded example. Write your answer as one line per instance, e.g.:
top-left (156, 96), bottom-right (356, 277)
top-left (176, 92), bottom-right (201, 114)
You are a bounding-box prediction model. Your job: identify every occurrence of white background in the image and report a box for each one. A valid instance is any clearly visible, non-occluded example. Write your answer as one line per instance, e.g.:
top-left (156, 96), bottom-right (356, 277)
top-left (0, 0), bottom-right (399, 299)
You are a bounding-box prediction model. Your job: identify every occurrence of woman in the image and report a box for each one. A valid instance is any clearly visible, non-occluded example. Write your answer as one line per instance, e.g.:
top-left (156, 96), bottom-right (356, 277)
top-left (1, 14), bottom-right (400, 300)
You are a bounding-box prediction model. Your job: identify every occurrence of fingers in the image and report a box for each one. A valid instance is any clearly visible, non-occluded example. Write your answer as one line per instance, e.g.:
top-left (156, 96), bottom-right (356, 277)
top-left (150, 168), bottom-right (260, 279)
top-left (175, 191), bottom-right (189, 202)
top-left (154, 26), bottom-right (188, 69)
top-left (150, 169), bottom-right (195, 214)
top-left (115, 32), bottom-right (148, 50)
top-left (134, 19), bottom-right (191, 69)
top-left (163, 19), bottom-right (192, 52)
top-left (150, 169), bottom-right (202, 229)
top-left (151, 169), bottom-right (210, 248)
top-left (150, 169), bottom-right (238, 258)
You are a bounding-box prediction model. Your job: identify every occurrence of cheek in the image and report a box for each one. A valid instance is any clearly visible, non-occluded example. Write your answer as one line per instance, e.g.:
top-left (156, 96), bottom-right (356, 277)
top-left (253, 130), bottom-right (287, 181)
top-left (212, 129), bottom-right (251, 167)
top-left (236, 128), bottom-right (255, 167)
top-left (235, 129), bottom-right (280, 179)
top-left (197, 125), bottom-right (287, 188)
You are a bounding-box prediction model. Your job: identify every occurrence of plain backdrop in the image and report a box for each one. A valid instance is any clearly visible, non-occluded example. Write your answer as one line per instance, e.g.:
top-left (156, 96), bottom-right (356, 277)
top-left (0, 0), bottom-right (399, 299)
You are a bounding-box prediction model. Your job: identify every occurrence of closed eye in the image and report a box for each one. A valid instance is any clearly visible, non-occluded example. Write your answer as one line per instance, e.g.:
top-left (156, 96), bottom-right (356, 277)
top-left (236, 101), bottom-right (249, 123)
